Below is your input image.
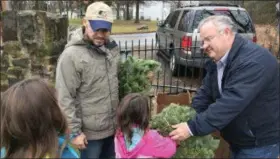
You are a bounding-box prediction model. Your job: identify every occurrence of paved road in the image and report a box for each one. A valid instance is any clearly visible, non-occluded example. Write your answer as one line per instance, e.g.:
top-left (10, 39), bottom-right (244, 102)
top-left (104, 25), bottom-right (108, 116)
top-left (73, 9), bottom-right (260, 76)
top-left (111, 33), bottom-right (156, 50)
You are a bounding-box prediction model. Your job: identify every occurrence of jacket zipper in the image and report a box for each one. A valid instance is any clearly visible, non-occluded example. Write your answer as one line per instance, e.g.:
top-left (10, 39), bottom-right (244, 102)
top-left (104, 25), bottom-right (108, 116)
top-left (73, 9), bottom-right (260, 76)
top-left (105, 57), bottom-right (116, 132)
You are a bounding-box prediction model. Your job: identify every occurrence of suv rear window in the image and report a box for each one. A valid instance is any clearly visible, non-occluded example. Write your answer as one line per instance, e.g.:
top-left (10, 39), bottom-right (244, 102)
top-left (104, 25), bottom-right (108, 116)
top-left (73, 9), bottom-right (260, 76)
top-left (192, 9), bottom-right (255, 33)
top-left (163, 11), bottom-right (181, 29)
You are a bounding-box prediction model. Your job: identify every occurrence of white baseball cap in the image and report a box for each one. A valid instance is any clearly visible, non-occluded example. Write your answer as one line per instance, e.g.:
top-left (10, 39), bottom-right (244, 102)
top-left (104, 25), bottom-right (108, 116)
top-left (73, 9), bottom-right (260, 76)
top-left (84, 1), bottom-right (113, 32)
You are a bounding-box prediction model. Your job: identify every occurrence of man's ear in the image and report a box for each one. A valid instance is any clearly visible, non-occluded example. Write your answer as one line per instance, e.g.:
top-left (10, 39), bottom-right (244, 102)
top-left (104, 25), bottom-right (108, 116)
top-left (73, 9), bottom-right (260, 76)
top-left (227, 28), bottom-right (231, 33)
top-left (223, 28), bottom-right (231, 36)
top-left (82, 18), bottom-right (87, 27)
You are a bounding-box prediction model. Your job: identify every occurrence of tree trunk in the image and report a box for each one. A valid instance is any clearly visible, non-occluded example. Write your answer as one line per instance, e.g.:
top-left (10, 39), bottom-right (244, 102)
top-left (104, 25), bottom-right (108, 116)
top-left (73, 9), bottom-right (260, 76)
top-left (70, 2), bottom-right (73, 18)
top-left (126, 1), bottom-right (130, 20)
top-left (116, 1), bottom-right (120, 20)
top-left (121, 8), bottom-right (125, 20)
top-left (35, 0), bottom-right (39, 10)
top-left (66, 1), bottom-right (69, 17)
top-left (176, 0), bottom-right (181, 8)
top-left (134, 0), bottom-right (140, 23)
top-left (58, 1), bottom-right (63, 15)
top-left (79, 1), bottom-right (83, 18)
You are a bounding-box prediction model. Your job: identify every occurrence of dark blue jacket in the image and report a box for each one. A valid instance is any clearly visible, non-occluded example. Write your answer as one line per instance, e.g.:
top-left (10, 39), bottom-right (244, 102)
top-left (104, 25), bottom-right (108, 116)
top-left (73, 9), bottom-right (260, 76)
top-left (187, 34), bottom-right (280, 148)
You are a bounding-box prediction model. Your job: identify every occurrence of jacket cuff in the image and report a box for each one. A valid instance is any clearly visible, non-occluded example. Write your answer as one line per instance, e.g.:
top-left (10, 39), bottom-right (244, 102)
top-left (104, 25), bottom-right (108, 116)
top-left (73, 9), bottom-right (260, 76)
top-left (70, 131), bottom-right (81, 141)
top-left (187, 120), bottom-right (198, 136)
top-left (186, 123), bottom-right (193, 136)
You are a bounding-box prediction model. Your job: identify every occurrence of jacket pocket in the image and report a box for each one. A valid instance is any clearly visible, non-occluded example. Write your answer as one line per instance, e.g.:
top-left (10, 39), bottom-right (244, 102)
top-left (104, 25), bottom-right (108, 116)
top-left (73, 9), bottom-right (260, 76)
top-left (82, 58), bottom-right (106, 84)
top-left (222, 119), bottom-right (256, 146)
top-left (82, 113), bottom-right (110, 131)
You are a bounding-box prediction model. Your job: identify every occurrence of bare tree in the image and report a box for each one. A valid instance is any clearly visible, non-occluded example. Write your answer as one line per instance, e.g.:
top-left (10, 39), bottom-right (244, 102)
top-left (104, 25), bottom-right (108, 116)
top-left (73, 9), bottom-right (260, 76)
top-left (114, 0), bottom-right (129, 20)
top-left (116, 0), bottom-right (121, 20)
top-left (35, 0), bottom-right (39, 10)
top-left (125, 1), bottom-right (130, 20)
top-left (131, 0), bottom-right (148, 23)
top-left (135, 0), bottom-right (140, 23)
top-left (58, 1), bottom-right (63, 15)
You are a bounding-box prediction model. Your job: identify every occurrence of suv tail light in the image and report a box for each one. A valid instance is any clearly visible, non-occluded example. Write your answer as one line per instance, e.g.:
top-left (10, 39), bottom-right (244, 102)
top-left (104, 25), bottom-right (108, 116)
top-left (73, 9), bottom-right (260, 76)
top-left (253, 36), bottom-right (257, 43)
top-left (181, 36), bottom-right (192, 51)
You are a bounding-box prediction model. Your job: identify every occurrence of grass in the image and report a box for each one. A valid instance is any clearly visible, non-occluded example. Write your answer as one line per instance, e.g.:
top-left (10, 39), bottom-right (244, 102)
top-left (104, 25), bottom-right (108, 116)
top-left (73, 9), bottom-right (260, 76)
top-left (69, 18), bottom-right (83, 26)
top-left (69, 19), bottom-right (158, 34)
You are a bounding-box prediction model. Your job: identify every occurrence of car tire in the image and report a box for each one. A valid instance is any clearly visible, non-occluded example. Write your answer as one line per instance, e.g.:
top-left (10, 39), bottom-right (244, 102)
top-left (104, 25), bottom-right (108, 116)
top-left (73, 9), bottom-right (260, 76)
top-left (170, 53), bottom-right (180, 76)
top-left (155, 36), bottom-right (162, 53)
top-left (155, 39), bottom-right (159, 49)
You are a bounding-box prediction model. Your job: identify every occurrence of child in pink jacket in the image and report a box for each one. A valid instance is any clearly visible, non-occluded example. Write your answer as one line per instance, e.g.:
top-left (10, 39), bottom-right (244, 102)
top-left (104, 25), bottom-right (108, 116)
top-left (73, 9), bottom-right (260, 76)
top-left (115, 93), bottom-right (177, 158)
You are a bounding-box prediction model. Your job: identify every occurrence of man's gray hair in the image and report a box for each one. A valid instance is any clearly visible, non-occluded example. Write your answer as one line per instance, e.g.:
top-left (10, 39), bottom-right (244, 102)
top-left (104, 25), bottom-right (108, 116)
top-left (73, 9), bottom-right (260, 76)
top-left (198, 15), bottom-right (237, 33)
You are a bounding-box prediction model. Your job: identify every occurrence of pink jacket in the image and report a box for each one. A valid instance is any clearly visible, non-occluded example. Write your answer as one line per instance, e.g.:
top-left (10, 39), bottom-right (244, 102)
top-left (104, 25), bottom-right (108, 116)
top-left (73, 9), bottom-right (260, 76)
top-left (114, 129), bottom-right (177, 158)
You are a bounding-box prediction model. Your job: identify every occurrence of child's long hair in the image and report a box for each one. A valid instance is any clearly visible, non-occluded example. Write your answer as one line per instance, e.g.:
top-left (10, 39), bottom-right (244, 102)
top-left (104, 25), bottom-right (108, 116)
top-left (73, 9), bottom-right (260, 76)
top-left (0, 78), bottom-right (68, 158)
top-left (117, 93), bottom-right (150, 144)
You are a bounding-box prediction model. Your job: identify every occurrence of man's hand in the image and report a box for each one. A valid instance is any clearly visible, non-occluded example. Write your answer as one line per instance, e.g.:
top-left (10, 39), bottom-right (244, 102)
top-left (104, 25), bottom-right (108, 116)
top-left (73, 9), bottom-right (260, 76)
top-left (71, 133), bottom-right (88, 149)
top-left (169, 122), bottom-right (191, 141)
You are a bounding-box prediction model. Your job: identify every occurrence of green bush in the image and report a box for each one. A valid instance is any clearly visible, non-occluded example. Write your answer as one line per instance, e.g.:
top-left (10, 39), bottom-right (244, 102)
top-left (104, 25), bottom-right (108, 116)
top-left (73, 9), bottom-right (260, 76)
top-left (150, 104), bottom-right (220, 158)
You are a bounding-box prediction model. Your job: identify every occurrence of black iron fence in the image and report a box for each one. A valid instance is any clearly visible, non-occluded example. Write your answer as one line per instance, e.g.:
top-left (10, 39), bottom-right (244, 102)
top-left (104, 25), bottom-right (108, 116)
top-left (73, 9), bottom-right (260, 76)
top-left (118, 37), bottom-right (207, 96)
top-left (117, 36), bottom-right (280, 96)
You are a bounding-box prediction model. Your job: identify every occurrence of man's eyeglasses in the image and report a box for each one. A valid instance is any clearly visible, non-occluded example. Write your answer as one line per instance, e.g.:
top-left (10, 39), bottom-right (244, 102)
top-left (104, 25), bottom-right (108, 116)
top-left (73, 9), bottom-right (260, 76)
top-left (201, 31), bottom-right (224, 46)
top-left (200, 35), bottom-right (217, 48)
top-left (203, 34), bottom-right (218, 43)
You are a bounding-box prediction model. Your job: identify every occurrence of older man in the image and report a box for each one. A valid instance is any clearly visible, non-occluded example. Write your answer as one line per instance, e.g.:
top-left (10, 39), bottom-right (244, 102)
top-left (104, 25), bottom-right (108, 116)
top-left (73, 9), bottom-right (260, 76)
top-left (170, 15), bottom-right (280, 158)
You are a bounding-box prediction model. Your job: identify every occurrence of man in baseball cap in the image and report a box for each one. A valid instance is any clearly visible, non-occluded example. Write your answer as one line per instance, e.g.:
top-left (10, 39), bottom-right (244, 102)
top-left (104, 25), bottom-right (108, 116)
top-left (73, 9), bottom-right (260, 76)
top-left (84, 1), bottom-right (113, 32)
top-left (82, 1), bottom-right (114, 46)
top-left (56, 1), bottom-right (119, 159)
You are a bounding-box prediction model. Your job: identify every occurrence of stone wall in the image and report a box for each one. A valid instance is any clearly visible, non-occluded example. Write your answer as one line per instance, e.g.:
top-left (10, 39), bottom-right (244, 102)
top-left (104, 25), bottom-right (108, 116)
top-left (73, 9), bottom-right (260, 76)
top-left (1, 10), bottom-right (68, 91)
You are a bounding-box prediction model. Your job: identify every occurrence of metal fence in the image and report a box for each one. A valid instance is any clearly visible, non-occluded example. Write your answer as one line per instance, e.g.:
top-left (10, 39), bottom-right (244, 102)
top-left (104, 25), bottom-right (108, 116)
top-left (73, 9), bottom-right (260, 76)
top-left (117, 37), bottom-right (280, 96)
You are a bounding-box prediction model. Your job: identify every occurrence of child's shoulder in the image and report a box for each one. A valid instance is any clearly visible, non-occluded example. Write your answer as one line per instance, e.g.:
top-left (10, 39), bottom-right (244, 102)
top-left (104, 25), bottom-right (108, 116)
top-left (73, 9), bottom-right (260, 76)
top-left (142, 129), bottom-right (177, 158)
top-left (145, 129), bottom-right (175, 145)
top-left (146, 129), bottom-right (162, 135)
top-left (144, 129), bottom-right (165, 140)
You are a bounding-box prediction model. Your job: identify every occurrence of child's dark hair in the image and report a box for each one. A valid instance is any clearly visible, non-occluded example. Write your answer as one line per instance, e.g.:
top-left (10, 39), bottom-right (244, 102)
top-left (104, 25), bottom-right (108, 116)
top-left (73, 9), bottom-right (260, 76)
top-left (117, 93), bottom-right (150, 144)
top-left (1, 78), bottom-right (68, 158)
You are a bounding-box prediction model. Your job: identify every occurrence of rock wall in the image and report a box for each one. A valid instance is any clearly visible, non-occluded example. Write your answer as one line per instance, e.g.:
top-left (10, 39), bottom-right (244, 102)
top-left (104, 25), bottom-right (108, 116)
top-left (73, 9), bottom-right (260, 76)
top-left (1, 10), bottom-right (68, 91)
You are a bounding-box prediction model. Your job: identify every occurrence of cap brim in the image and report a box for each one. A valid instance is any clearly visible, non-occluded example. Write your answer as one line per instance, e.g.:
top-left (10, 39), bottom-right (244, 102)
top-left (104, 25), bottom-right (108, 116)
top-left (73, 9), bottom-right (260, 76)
top-left (89, 20), bottom-right (112, 32)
